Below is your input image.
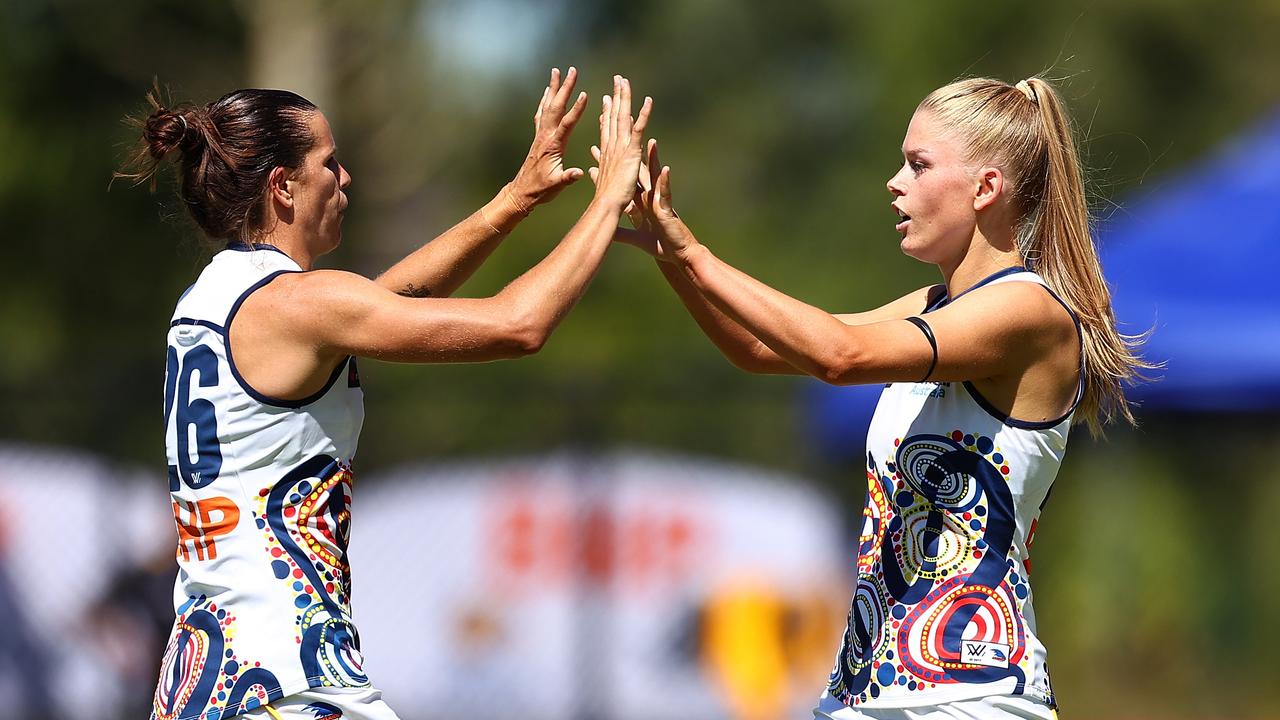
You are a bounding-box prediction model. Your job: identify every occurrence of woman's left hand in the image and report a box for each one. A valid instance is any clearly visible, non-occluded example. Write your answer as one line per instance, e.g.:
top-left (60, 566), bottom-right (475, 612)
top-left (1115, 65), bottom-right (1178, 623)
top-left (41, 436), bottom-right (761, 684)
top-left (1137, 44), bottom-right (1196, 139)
top-left (508, 67), bottom-right (590, 212)
top-left (591, 137), bottom-right (698, 262)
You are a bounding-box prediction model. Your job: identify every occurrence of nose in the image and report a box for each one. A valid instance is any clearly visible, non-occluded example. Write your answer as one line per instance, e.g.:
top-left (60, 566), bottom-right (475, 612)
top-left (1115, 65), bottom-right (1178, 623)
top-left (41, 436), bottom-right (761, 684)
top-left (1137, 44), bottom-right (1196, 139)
top-left (886, 166), bottom-right (907, 197)
top-left (339, 163), bottom-right (352, 190)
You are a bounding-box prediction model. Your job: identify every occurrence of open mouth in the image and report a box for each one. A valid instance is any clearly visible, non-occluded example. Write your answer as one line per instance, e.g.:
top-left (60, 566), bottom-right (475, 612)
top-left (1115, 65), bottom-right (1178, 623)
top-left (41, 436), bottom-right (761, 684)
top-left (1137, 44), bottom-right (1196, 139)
top-left (894, 206), bottom-right (912, 232)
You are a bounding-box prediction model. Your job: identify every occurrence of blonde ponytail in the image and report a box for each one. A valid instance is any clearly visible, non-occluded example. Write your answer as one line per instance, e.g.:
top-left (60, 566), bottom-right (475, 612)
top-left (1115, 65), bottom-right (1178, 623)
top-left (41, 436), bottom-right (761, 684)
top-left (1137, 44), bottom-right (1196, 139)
top-left (920, 77), bottom-right (1156, 436)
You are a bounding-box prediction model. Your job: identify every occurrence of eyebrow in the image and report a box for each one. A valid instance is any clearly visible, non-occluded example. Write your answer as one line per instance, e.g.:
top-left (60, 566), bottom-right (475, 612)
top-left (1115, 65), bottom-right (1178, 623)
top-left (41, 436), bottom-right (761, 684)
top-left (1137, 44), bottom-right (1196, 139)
top-left (903, 147), bottom-right (931, 156)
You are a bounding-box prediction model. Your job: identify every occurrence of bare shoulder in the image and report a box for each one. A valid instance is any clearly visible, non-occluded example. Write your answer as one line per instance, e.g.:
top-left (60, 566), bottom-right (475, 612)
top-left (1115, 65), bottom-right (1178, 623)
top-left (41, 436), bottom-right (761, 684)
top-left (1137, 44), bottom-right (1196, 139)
top-left (238, 269), bottom-right (389, 339)
top-left (266, 268), bottom-right (377, 297)
top-left (258, 269), bottom-right (382, 311)
top-left (942, 280), bottom-right (1076, 342)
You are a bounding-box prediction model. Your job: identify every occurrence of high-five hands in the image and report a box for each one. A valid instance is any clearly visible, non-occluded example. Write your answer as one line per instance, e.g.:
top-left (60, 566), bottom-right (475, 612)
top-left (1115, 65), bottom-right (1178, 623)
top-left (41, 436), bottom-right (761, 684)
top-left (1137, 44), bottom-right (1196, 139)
top-left (508, 67), bottom-right (591, 212)
top-left (590, 75), bottom-right (653, 212)
top-left (591, 135), bottom-right (697, 262)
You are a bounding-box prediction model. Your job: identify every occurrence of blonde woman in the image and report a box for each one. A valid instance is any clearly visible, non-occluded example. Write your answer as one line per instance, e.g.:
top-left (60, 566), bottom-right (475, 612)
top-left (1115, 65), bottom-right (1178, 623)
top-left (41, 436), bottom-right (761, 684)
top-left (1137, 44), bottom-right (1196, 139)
top-left (607, 77), bottom-right (1151, 719)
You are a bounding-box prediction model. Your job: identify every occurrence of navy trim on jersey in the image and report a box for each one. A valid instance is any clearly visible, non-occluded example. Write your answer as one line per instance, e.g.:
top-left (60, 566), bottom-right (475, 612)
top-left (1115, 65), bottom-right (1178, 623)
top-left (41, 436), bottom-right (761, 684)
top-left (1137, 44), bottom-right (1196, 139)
top-left (170, 318), bottom-right (225, 334)
top-left (226, 241), bottom-right (292, 258)
top-left (923, 266), bottom-right (1026, 313)
top-left (959, 277), bottom-right (1086, 429)
top-left (961, 381), bottom-right (1072, 429)
top-left (921, 284), bottom-right (948, 313)
top-left (222, 270), bottom-right (353, 409)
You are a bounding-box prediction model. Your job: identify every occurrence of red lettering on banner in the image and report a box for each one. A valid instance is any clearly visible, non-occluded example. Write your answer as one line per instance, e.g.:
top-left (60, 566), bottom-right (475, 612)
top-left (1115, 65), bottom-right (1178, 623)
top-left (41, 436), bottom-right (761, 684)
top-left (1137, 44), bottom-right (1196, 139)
top-left (173, 496), bottom-right (240, 561)
top-left (490, 493), bottom-right (703, 593)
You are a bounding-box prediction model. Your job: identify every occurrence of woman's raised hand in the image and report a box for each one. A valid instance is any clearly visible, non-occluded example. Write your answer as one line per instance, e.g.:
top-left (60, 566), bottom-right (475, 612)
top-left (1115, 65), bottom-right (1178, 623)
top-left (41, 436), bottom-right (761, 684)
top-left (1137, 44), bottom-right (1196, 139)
top-left (592, 136), bottom-right (697, 262)
top-left (508, 67), bottom-right (591, 211)
top-left (590, 75), bottom-right (653, 211)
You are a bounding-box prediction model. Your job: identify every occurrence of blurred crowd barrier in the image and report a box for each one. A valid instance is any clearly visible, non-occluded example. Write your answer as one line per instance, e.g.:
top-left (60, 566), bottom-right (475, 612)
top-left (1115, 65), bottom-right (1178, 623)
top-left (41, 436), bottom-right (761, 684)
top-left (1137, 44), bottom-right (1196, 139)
top-left (0, 443), bottom-right (850, 720)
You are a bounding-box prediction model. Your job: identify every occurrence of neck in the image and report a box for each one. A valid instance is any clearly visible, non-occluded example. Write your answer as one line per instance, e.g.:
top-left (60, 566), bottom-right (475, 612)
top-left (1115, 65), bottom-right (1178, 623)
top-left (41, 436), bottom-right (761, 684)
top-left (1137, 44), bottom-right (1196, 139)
top-left (253, 224), bottom-right (314, 270)
top-left (938, 225), bottom-right (1022, 298)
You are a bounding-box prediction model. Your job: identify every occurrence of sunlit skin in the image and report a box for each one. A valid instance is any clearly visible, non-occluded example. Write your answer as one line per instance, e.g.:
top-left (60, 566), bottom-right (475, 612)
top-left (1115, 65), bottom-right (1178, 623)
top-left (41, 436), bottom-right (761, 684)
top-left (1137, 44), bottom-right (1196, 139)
top-left (227, 70), bottom-right (652, 405)
top-left (887, 109), bottom-right (1022, 295)
top-left (603, 107), bottom-right (1078, 423)
top-left (256, 112), bottom-right (351, 270)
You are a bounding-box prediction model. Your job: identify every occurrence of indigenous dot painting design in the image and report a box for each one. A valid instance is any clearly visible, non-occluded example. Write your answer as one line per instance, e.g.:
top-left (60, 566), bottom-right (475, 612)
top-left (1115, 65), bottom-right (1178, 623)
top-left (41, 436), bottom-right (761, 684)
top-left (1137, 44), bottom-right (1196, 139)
top-left (828, 431), bottom-right (1039, 705)
top-left (152, 595), bottom-right (283, 720)
top-left (256, 454), bottom-right (369, 690)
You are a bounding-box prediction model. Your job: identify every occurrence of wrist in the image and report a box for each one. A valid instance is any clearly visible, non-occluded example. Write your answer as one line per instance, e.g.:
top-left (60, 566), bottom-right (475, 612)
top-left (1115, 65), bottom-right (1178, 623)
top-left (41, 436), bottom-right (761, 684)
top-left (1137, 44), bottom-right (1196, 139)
top-left (503, 182), bottom-right (536, 215)
top-left (590, 188), bottom-right (631, 214)
top-left (585, 196), bottom-right (625, 220)
top-left (481, 184), bottom-right (530, 235)
top-left (671, 232), bottom-right (705, 267)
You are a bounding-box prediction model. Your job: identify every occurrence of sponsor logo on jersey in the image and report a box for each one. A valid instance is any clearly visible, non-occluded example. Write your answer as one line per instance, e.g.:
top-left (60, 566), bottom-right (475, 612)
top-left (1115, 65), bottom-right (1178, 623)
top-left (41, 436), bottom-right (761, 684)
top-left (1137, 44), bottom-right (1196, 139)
top-left (910, 382), bottom-right (947, 398)
top-left (173, 496), bottom-right (240, 561)
top-left (960, 640), bottom-right (1010, 668)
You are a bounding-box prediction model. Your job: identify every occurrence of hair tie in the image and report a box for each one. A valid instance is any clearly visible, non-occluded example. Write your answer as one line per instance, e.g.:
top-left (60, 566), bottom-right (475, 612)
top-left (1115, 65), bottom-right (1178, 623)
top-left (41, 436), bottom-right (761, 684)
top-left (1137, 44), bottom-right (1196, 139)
top-left (1015, 80), bottom-right (1038, 104)
top-left (176, 113), bottom-right (189, 137)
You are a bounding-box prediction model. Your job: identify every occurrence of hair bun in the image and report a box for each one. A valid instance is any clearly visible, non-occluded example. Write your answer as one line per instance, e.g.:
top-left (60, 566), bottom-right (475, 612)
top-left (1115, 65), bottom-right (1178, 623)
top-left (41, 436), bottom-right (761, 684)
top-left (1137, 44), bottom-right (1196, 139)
top-left (143, 108), bottom-right (201, 161)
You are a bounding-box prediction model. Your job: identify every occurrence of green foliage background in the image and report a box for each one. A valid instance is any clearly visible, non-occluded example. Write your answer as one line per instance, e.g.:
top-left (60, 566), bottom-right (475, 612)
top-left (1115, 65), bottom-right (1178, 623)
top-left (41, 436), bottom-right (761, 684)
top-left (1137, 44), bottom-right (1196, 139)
top-left (2, 1), bottom-right (1279, 716)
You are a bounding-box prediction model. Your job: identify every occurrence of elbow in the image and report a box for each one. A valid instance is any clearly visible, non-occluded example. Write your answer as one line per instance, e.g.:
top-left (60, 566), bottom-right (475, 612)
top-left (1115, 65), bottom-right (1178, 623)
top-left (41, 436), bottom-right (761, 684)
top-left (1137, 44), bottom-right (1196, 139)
top-left (489, 291), bottom-right (552, 357)
top-left (511, 329), bottom-right (548, 356)
top-left (816, 346), bottom-right (864, 385)
top-left (482, 293), bottom-right (549, 357)
top-left (505, 315), bottom-right (550, 357)
top-left (818, 367), bottom-right (852, 386)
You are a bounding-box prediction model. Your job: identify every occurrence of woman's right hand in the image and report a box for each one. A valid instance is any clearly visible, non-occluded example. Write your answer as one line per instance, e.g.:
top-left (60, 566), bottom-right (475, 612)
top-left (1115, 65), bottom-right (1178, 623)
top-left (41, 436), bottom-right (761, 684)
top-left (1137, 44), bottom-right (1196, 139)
top-left (593, 137), bottom-right (698, 262)
top-left (591, 75), bottom-right (653, 211)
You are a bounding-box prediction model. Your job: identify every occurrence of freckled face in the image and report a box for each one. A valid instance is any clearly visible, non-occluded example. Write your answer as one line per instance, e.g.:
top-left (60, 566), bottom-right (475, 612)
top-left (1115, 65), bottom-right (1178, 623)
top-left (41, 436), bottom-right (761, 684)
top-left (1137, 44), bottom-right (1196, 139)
top-left (885, 110), bottom-right (980, 266)
top-left (290, 112), bottom-right (351, 256)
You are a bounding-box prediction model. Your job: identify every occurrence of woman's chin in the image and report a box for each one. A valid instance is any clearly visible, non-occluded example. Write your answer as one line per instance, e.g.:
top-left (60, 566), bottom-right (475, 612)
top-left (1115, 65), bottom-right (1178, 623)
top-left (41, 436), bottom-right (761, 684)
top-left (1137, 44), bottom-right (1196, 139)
top-left (899, 235), bottom-right (928, 261)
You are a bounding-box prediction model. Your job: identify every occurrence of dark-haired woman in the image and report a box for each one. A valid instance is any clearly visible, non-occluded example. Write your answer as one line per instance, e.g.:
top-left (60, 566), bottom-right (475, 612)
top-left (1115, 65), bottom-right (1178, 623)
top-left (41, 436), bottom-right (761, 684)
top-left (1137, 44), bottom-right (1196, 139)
top-left (128, 71), bottom-right (651, 720)
top-left (610, 77), bottom-right (1153, 719)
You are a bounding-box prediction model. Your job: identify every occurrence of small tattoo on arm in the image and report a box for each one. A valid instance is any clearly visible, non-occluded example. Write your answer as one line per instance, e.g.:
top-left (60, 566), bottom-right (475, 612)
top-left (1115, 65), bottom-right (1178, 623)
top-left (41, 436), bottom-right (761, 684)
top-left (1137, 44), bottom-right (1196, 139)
top-left (399, 283), bottom-right (432, 298)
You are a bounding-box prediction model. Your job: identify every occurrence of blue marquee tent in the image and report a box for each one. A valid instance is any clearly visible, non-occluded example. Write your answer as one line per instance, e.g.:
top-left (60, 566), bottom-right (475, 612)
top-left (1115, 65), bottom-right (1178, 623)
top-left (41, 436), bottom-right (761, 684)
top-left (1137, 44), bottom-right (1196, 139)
top-left (807, 110), bottom-right (1280, 461)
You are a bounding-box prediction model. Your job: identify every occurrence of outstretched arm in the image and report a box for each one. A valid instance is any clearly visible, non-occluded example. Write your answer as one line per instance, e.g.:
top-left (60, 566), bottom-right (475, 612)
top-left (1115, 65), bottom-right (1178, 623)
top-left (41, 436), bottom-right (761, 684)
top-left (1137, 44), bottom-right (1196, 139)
top-left (670, 233), bottom-right (1072, 388)
top-left (622, 144), bottom-right (1063, 386)
top-left (655, 256), bottom-right (940, 373)
top-left (375, 67), bottom-right (590, 299)
top-left (283, 76), bottom-right (653, 366)
top-left (671, 240), bottom-right (1070, 386)
top-left (606, 139), bottom-right (941, 375)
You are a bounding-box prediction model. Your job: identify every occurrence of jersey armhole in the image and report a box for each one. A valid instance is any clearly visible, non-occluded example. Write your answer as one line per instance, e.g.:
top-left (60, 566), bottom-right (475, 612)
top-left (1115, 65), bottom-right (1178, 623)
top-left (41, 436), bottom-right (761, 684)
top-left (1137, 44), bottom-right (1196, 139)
top-left (961, 280), bottom-right (1085, 429)
top-left (223, 270), bottom-right (351, 409)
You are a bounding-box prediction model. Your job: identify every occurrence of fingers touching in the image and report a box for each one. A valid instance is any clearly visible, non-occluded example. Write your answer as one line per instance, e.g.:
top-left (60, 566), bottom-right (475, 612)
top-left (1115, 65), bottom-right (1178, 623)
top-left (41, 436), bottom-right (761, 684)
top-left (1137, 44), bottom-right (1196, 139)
top-left (656, 165), bottom-right (673, 213)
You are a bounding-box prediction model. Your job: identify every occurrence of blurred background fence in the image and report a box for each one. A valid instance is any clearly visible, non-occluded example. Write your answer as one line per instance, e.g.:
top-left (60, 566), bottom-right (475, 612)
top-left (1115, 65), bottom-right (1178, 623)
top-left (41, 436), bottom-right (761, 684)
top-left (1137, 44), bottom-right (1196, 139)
top-left (1, 1), bottom-right (1279, 718)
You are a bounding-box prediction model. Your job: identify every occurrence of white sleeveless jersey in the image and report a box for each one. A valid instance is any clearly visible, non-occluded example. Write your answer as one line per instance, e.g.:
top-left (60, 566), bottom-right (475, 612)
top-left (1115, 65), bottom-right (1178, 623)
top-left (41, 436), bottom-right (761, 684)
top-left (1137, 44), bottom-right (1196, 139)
top-left (818, 268), bottom-right (1082, 713)
top-left (153, 244), bottom-right (367, 720)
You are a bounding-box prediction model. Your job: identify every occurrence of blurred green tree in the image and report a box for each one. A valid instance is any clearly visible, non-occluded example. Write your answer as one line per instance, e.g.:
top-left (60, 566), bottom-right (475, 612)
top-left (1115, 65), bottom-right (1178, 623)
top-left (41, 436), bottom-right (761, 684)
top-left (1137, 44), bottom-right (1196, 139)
top-left (4, 1), bottom-right (1280, 717)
